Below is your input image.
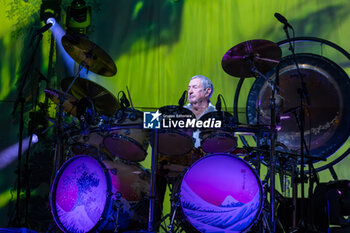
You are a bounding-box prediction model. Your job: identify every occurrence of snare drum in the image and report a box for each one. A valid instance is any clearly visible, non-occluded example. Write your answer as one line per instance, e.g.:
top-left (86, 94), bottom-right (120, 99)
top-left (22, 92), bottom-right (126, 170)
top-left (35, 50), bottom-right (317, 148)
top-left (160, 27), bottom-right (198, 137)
top-left (199, 111), bottom-right (237, 153)
top-left (172, 153), bottom-right (263, 232)
top-left (158, 106), bottom-right (195, 156)
top-left (50, 155), bottom-right (150, 232)
top-left (104, 108), bottom-right (149, 162)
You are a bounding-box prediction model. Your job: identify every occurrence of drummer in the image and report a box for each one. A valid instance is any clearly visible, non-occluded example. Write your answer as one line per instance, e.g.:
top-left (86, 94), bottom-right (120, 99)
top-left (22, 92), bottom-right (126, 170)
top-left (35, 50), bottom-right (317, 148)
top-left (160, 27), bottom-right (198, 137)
top-left (185, 75), bottom-right (216, 147)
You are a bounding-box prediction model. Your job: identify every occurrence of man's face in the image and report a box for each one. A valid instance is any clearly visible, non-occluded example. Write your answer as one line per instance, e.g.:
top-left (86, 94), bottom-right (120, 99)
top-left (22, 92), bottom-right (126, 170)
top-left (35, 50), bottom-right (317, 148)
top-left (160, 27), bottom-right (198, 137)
top-left (188, 78), bottom-right (210, 104)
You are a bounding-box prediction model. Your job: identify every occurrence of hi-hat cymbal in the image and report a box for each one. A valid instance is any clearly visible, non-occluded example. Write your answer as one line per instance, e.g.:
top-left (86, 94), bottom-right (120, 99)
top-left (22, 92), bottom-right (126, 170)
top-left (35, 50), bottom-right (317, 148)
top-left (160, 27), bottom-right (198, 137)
top-left (62, 34), bottom-right (117, 77)
top-left (222, 39), bottom-right (282, 78)
top-left (61, 77), bottom-right (120, 116)
top-left (44, 88), bottom-right (78, 116)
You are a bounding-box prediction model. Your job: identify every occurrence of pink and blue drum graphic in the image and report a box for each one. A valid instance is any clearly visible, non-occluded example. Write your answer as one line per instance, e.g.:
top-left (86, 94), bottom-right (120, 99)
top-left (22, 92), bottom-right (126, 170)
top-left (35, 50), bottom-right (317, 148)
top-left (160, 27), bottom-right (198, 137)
top-left (50, 155), bottom-right (143, 232)
top-left (180, 153), bottom-right (263, 232)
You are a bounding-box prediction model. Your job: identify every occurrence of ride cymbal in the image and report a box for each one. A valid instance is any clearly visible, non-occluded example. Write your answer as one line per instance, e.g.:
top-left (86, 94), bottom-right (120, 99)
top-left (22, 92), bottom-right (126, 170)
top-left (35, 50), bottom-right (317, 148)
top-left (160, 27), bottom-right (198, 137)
top-left (222, 39), bottom-right (282, 78)
top-left (61, 77), bottom-right (120, 116)
top-left (62, 34), bottom-right (117, 77)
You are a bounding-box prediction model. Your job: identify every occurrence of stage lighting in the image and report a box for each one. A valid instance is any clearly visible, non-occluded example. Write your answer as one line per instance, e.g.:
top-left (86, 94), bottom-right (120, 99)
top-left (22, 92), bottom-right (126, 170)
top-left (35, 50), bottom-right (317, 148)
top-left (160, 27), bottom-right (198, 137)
top-left (40, 0), bottom-right (62, 22)
top-left (46, 17), bottom-right (56, 26)
top-left (0, 136), bottom-right (39, 170)
top-left (66, 0), bottom-right (92, 35)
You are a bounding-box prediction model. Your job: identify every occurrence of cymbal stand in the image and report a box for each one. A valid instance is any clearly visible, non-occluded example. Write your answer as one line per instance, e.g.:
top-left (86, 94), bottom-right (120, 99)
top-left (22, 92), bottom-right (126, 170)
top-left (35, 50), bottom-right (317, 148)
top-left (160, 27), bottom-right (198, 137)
top-left (10, 30), bottom-right (45, 227)
top-left (250, 62), bottom-right (279, 233)
top-left (148, 129), bottom-right (159, 232)
top-left (52, 62), bottom-right (87, 173)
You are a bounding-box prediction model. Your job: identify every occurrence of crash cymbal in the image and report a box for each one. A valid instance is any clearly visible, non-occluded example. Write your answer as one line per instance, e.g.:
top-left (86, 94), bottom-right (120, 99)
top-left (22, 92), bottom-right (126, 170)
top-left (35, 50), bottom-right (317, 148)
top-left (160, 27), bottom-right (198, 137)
top-left (62, 34), bottom-right (117, 77)
top-left (61, 77), bottom-right (119, 116)
top-left (222, 39), bottom-right (282, 78)
top-left (44, 88), bottom-right (78, 116)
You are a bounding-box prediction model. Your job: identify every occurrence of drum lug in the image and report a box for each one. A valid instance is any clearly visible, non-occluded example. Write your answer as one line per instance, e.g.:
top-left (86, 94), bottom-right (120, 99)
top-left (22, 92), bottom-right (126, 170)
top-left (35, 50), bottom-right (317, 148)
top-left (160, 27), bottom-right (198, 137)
top-left (143, 140), bottom-right (148, 148)
top-left (107, 191), bottom-right (114, 197)
top-left (110, 168), bottom-right (118, 175)
top-left (114, 191), bottom-right (122, 199)
top-left (124, 129), bottom-right (130, 135)
top-left (83, 135), bottom-right (89, 142)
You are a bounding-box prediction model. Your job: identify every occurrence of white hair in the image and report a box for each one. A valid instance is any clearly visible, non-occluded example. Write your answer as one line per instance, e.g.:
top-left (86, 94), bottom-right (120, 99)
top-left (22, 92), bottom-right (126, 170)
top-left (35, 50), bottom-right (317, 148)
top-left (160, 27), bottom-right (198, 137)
top-left (190, 75), bottom-right (214, 99)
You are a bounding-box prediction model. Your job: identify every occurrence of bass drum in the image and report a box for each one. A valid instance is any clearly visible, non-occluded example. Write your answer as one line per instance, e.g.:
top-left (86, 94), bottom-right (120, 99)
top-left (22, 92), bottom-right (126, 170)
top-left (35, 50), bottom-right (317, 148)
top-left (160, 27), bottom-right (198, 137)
top-left (247, 53), bottom-right (350, 161)
top-left (50, 155), bottom-right (150, 232)
top-left (172, 153), bottom-right (263, 232)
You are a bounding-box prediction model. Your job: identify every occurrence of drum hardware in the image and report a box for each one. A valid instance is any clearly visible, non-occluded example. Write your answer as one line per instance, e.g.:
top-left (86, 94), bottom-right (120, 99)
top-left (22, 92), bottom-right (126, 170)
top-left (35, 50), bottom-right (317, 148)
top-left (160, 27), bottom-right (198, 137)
top-left (222, 38), bottom-right (283, 232)
top-left (61, 76), bottom-right (120, 116)
top-left (126, 86), bottom-right (135, 109)
top-left (148, 129), bottom-right (159, 232)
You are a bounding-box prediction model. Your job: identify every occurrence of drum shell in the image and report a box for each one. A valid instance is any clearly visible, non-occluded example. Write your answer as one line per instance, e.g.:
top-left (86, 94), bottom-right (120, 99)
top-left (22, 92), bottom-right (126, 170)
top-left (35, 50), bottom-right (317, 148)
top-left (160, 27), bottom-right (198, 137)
top-left (199, 111), bottom-right (237, 153)
top-left (173, 153), bottom-right (263, 232)
top-left (158, 148), bottom-right (205, 179)
top-left (158, 105), bottom-right (195, 156)
top-left (104, 109), bottom-right (149, 162)
top-left (50, 155), bottom-right (150, 232)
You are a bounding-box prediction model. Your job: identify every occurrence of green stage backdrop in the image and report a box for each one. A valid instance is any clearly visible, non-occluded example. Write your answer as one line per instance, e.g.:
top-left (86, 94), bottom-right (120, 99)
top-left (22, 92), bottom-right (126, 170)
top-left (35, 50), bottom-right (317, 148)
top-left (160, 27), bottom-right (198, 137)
top-left (1, 0), bottom-right (350, 230)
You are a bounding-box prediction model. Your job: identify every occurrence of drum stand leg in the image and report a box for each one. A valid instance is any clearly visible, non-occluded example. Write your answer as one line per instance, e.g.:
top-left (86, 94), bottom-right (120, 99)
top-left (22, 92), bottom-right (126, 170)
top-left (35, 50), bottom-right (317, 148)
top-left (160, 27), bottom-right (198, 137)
top-left (148, 129), bottom-right (159, 232)
top-left (168, 203), bottom-right (179, 233)
top-left (113, 200), bottom-right (121, 233)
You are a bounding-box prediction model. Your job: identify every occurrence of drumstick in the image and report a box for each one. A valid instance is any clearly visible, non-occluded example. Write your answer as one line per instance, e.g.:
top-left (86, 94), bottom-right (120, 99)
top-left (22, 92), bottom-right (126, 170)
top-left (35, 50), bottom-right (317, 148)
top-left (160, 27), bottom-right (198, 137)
top-left (126, 86), bottom-right (134, 109)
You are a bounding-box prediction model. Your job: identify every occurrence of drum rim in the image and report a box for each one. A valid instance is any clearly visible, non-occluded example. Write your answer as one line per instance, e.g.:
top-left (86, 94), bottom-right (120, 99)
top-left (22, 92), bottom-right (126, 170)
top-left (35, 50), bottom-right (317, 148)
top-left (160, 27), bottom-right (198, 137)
top-left (159, 105), bottom-right (196, 118)
top-left (103, 133), bottom-right (148, 161)
top-left (200, 133), bottom-right (238, 153)
top-left (179, 153), bottom-right (264, 232)
top-left (50, 155), bottom-right (113, 233)
top-left (158, 130), bottom-right (194, 156)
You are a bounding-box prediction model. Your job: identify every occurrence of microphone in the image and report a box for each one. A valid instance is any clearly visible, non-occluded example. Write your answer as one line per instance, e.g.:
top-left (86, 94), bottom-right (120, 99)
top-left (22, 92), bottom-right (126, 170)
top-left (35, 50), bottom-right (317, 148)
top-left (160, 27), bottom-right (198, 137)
top-left (34, 23), bottom-right (53, 36)
top-left (274, 13), bottom-right (293, 29)
top-left (178, 90), bottom-right (187, 107)
top-left (215, 95), bottom-right (221, 112)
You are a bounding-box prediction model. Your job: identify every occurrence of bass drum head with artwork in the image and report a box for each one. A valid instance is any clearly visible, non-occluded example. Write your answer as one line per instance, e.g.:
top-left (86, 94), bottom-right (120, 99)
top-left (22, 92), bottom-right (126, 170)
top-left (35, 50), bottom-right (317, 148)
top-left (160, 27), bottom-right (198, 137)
top-left (247, 53), bottom-right (350, 161)
top-left (178, 153), bottom-right (263, 232)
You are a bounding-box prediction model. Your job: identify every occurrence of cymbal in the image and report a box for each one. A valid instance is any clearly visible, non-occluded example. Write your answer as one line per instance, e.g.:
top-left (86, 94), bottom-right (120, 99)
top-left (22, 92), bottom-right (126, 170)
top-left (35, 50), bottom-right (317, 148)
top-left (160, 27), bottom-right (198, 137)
top-left (61, 77), bottom-right (120, 116)
top-left (221, 39), bottom-right (282, 78)
top-left (44, 88), bottom-right (78, 116)
top-left (62, 34), bottom-right (117, 77)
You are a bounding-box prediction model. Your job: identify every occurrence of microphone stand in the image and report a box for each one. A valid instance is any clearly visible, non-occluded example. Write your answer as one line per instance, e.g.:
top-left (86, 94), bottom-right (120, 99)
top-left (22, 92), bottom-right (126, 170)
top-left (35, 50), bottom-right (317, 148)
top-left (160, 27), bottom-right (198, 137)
top-left (250, 60), bottom-right (279, 232)
top-left (282, 23), bottom-right (311, 231)
top-left (10, 31), bottom-right (44, 227)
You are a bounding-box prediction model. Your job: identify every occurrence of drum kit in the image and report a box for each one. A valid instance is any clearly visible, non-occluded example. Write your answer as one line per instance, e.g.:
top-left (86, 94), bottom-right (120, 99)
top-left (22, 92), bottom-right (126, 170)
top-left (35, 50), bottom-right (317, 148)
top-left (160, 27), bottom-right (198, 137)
top-left (45, 33), bottom-right (347, 233)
